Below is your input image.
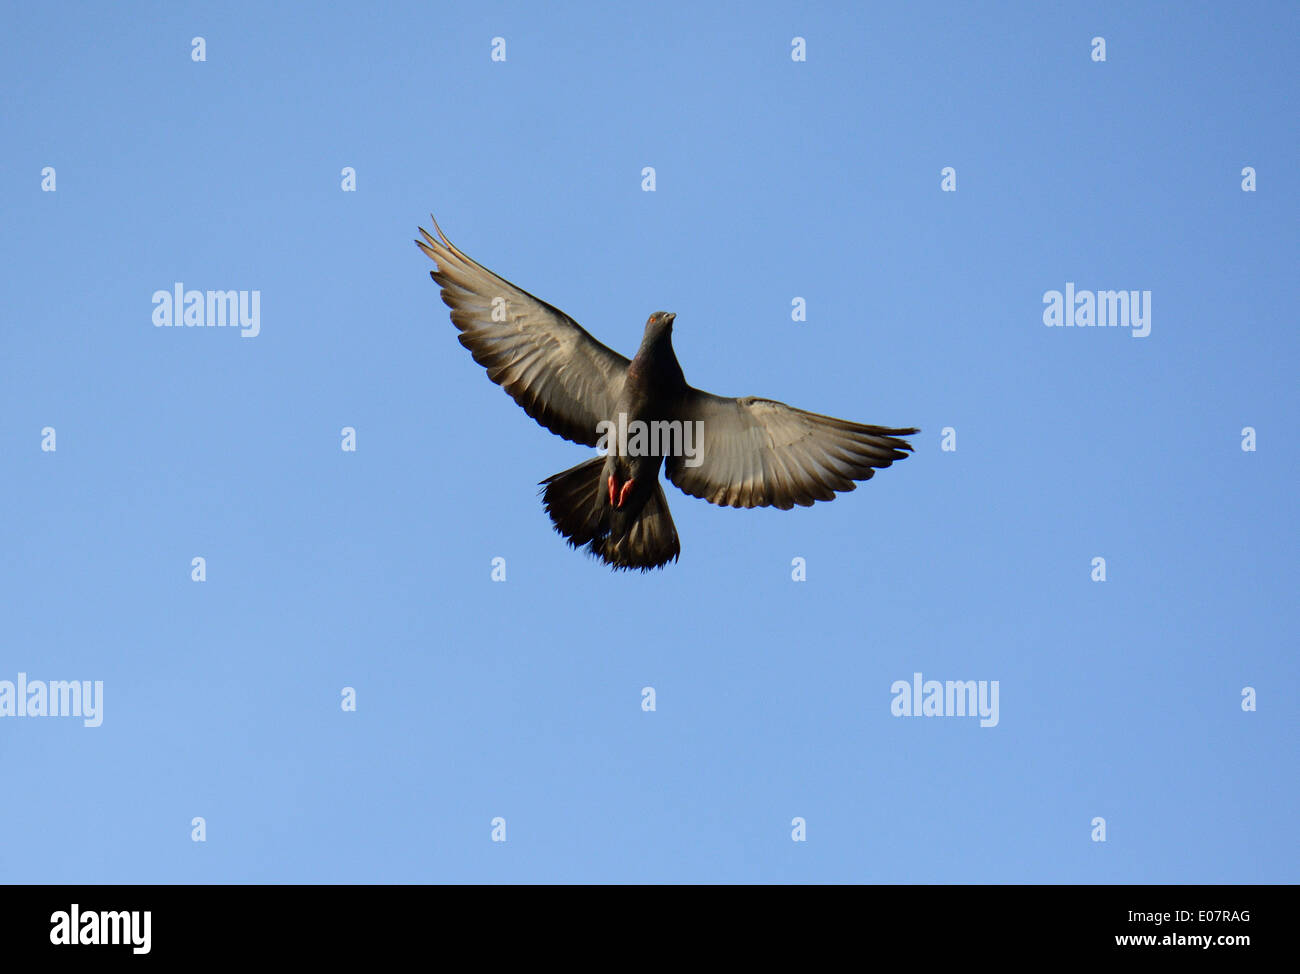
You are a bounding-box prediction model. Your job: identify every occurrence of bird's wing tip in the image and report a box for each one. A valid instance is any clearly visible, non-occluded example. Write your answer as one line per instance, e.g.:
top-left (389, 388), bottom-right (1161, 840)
top-left (429, 212), bottom-right (452, 247)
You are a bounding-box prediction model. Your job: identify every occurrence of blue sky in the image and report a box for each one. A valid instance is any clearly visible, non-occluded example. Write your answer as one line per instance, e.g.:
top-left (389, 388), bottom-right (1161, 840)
top-left (1, 1), bottom-right (1295, 883)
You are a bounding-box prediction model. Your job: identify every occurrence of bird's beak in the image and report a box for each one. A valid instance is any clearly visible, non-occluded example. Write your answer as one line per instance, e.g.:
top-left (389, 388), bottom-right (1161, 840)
top-left (666, 313), bottom-right (676, 324)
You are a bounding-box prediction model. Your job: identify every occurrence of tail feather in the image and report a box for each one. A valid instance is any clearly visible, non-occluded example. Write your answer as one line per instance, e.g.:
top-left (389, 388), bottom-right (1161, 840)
top-left (540, 457), bottom-right (606, 550)
top-left (540, 458), bottom-right (680, 571)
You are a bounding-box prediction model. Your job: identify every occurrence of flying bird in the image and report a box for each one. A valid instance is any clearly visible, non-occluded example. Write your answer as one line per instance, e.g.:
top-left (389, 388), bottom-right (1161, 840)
top-left (416, 216), bottom-right (917, 571)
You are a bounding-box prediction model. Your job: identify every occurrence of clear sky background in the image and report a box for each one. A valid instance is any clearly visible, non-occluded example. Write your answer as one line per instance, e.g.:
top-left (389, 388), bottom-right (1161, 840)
top-left (1, 1), bottom-right (1295, 884)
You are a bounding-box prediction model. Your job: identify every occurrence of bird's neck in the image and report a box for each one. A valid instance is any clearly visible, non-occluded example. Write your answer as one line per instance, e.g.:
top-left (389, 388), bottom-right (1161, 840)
top-left (630, 333), bottom-right (685, 388)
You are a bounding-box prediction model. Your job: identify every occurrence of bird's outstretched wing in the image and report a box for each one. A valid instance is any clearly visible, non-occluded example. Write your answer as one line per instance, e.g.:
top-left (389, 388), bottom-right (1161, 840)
top-left (416, 217), bottom-right (629, 447)
top-left (666, 389), bottom-right (917, 509)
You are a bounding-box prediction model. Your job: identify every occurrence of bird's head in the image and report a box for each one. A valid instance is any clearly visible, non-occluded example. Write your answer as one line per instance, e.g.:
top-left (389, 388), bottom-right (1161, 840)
top-left (643, 311), bottom-right (676, 340)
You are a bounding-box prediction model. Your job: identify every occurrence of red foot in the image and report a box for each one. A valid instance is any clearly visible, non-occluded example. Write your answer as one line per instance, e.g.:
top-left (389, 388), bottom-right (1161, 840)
top-left (607, 474), bottom-right (636, 508)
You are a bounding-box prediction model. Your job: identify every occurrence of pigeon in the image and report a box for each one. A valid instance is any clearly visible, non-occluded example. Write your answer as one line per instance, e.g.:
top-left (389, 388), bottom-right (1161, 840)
top-left (416, 216), bottom-right (918, 571)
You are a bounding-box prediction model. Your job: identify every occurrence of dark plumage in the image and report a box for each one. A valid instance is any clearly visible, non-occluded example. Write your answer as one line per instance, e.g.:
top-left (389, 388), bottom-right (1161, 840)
top-left (417, 216), bottom-right (917, 571)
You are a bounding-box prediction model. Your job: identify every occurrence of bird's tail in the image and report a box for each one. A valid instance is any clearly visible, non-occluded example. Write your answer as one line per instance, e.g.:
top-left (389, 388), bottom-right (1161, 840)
top-left (540, 458), bottom-right (680, 571)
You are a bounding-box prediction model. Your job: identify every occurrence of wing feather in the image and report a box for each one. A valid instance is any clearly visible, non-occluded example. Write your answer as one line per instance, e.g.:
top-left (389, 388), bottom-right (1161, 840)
top-left (668, 391), bottom-right (916, 509)
top-left (417, 217), bottom-right (628, 447)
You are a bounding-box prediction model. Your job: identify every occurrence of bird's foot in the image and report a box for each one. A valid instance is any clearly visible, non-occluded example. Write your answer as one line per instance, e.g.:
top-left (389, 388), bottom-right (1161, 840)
top-left (607, 475), bottom-right (636, 508)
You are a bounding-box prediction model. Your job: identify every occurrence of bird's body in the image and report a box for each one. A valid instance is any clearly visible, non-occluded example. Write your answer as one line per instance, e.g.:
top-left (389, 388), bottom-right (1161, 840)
top-left (417, 216), bottom-right (917, 571)
top-left (585, 315), bottom-right (685, 563)
top-left (608, 317), bottom-right (684, 502)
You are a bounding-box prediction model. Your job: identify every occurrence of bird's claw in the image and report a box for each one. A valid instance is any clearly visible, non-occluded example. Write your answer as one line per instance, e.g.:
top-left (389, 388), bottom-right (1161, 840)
top-left (607, 475), bottom-right (635, 508)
